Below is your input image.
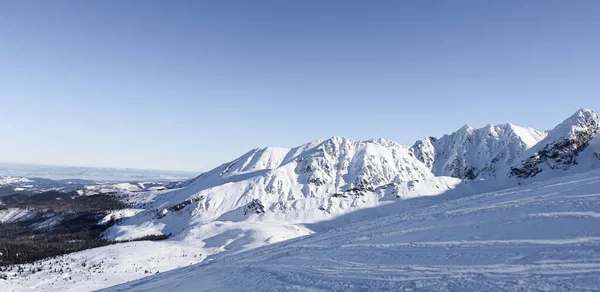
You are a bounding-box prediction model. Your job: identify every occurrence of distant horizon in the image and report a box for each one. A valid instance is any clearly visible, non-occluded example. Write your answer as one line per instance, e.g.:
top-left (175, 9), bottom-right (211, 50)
top-left (0, 160), bottom-right (199, 174)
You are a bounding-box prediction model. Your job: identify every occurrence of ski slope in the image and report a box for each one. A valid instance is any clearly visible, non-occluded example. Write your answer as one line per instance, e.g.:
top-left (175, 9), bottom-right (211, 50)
top-left (106, 169), bottom-right (600, 292)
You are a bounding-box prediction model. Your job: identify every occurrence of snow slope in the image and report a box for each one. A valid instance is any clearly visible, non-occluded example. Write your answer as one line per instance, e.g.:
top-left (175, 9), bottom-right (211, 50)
top-left (106, 169), bottom-right (600, 292)
top-left (0, 208), bottom-right (37, 223)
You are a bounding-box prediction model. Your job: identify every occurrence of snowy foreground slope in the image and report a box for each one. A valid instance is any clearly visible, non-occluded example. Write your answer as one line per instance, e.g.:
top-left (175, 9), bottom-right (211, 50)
top-left (2, 109), bottom-right (600, 291)
top-left (106, 169), bottom-right (600, 292)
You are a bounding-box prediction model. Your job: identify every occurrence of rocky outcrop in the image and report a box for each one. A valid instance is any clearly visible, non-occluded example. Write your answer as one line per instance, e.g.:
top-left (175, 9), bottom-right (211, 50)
top-left (244, 199), bottom-right (265, 215)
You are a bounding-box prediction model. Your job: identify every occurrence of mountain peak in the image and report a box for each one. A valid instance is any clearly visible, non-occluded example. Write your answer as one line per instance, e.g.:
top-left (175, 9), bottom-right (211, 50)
top-left (574, 108), bottom-right (596, 116)
top-left (411, 121), bottom-right (546, 179)
top-left (543, 108), bottom-right (598, 142)
top-left (326, 136), bottom-right (347, 143)
top-left (457, 124), bottom-right (474, 132)
top-left (565, 108), bottom-right (598, 128)
top-left (511, 108), bottom-right (599, 178)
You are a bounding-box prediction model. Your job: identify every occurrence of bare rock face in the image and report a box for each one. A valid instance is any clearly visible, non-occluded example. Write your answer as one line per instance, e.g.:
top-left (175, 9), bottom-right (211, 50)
top-left (244, 199), bottom-right (265, 215)
top-left (511, 109), bottom-right (600, 178)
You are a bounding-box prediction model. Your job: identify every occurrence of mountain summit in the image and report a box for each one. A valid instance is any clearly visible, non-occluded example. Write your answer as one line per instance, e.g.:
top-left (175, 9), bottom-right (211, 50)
top-left (511, 108), bottom-right (600, 178)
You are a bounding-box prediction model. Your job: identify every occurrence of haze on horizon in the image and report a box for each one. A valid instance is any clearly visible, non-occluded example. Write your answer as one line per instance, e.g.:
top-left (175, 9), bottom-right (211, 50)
top-left (1, 1), bottom-right (600, 172)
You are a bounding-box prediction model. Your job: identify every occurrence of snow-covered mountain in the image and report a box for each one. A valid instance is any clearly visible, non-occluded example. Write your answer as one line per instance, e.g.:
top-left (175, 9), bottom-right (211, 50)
top-left (101, 109), bottom-right (600, 245)
top-left (410, 123), bottom-right (546, 179)
top-left (183, 136), bottom-right (433, 190)
top-left (104, 137), bottom-right (451, 240)
top-left (4, 108), bottom-right (600, 292)
top-left (511, 108), bottom-right (600, 179)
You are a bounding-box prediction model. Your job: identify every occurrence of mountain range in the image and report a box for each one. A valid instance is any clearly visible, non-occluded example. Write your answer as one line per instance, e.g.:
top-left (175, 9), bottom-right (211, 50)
top-left (3, 108), bottom-right (600, 291)
top-left (104, 109), bottom-right (600, 241)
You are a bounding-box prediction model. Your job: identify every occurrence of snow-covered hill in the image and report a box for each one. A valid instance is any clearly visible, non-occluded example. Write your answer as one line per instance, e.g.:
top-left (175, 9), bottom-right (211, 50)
top-left (105, 168), bottom-right (600, 291)
top-left (3, 108), bottom-right (600, 291)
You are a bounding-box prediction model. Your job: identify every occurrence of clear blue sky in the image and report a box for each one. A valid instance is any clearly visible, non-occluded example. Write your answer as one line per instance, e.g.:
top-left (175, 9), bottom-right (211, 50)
top-left (1, 1), bottom-right (599, 172)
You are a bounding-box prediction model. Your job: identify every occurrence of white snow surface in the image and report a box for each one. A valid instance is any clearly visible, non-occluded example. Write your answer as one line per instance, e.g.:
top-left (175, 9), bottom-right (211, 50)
top-left (105, 169), bottom-right (600, 292)
top-left (2, 221), bottom-right (312, 292)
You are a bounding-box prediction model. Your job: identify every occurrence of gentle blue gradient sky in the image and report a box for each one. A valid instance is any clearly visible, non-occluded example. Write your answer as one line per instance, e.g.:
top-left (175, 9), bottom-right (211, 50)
top-left (1, 1), bottom-right (599, 172)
